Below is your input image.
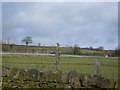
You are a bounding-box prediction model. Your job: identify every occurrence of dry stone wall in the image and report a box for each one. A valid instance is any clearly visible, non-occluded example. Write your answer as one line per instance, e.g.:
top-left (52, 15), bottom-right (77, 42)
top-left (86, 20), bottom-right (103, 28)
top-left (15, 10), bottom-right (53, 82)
top-left (2, 66), bottom-right (119, 89)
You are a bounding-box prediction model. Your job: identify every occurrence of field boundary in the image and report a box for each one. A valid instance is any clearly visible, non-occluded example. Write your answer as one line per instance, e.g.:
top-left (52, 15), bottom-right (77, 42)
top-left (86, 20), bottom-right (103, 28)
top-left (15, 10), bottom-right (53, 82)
top-left (1, 53), bottom-right (118, 59)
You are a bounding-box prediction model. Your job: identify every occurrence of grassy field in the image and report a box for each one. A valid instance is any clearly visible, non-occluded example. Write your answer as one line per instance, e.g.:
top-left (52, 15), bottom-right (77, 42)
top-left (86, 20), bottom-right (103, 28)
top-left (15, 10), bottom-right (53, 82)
top-left (2, 54), bottom-right (118, 80)
top-left (3, 45), bottom-right (107, 56)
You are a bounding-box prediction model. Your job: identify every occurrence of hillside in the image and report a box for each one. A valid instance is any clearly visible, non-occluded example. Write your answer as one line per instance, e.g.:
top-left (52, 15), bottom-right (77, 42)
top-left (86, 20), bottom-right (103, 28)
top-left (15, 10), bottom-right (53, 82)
top-left (1, 44), bottom-right (115, 57)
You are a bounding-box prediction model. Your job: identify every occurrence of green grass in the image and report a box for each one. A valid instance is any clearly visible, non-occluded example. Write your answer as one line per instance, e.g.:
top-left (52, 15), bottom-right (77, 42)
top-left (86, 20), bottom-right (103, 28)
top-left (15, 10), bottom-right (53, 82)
top-left (2, 54), bottom-right (118, 80)
top-left (3, 46), bottom-right (107, 56)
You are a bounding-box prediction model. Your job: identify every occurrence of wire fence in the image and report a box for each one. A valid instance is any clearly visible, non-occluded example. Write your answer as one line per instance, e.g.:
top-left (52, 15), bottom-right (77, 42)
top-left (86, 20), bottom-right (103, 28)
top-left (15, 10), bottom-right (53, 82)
top-left (2, 53), bottom-right (118, 80)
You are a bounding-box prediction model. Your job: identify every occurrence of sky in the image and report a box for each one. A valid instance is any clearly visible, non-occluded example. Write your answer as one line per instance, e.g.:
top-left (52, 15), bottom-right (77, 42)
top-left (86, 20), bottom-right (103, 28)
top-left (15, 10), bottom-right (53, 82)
top-left (2, 2), bottom-right (118, 50)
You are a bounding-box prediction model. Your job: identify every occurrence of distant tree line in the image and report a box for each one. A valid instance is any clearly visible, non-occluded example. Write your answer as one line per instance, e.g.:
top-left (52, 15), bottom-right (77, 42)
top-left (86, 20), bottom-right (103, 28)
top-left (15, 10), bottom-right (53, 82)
top-left (2, 36), bottom-right (119, 57)
top-left (113, 49), bottom-right (120, 57)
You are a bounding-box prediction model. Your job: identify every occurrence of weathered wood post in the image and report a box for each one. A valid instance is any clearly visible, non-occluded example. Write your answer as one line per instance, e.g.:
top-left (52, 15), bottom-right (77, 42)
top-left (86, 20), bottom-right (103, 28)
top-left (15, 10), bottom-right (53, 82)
top-left (56, 43), bottom-right (60, 71)
top-left (95, 59), bottom-right (101, 75)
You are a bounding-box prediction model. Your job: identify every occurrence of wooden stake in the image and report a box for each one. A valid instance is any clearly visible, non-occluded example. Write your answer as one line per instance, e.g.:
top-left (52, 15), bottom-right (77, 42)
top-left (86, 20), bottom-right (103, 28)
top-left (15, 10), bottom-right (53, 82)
top-left (56, 43), bottom-right (60, 71)
top-left (95, 59), bottom-right (101, 75)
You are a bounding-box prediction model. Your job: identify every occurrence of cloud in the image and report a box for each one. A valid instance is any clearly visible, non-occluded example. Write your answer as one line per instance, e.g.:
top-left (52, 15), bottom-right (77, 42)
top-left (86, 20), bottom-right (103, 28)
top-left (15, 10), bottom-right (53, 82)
top-left (2, 2), bottom-right (118, 50)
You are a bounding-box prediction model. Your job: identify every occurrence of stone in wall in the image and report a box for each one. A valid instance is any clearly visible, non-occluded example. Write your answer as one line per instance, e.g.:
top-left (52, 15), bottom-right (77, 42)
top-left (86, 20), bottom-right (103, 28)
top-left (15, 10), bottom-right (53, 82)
top-left (13, 68), bottom-right (26, 80)
top-left (2, 66), bottom-right (16, 77)
top-left (115, 80), bottom-right (119, 88)
top-left (9, 68), bottom-right (18, 78)
top-left (43, 70), bottom-right (54, 82)
top-left (95, 76), bottom-right (103, 88)
top-left (101, 78), bottom-right (110, 88)
top-left (81, 74), bottom-right (90, 86)
top-left (88, 75), bottom-right (102, 87)
top-left (61, 71), bottom-right (71, 83)
top-left (53, 71), bottom-right (62, 83)
top-left (25, 69), bottom-right (39, 81)
top-left (109, 79), bottom-right (115, 88)
top-left (64, 85), bottom-right (71, 88)
top-left (68, 70), bottom-right (81, 85)
top-left (38, 71), bottom-right (44, 82)
top-left (2, 66), bottom-right (9, 77)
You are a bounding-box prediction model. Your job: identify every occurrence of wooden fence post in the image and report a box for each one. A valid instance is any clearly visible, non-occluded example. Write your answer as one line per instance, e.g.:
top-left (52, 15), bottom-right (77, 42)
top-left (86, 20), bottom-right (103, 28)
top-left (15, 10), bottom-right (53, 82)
top-left (95, 59), bottom-right (101, 75)
top-left (56, 43), bottom-right (60, 71)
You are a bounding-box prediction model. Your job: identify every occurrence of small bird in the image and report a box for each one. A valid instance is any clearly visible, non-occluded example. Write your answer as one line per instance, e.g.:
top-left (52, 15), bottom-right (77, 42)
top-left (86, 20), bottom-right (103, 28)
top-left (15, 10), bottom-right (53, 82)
top-left (57, 43), bottom-right (60, 46)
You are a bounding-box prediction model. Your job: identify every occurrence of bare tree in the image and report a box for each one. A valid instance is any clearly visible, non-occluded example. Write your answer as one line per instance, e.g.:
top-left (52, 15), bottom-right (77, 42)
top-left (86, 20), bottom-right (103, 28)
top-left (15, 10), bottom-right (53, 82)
top-left (22, 36), bottom-right (32, 46)
top-left (22, 36), bottom-right (32, 53)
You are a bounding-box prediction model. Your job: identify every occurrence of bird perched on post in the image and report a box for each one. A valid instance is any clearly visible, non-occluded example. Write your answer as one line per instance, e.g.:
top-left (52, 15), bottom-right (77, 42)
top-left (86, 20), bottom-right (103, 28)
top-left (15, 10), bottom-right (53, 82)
top-left (57, 43), bottom-right (60, 46)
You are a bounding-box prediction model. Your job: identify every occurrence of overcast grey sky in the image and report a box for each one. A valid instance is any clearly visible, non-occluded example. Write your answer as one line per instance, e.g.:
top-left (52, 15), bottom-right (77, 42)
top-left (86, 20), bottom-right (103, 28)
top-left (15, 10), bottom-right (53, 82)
top-left (2, 2), bottom-right (118, 50)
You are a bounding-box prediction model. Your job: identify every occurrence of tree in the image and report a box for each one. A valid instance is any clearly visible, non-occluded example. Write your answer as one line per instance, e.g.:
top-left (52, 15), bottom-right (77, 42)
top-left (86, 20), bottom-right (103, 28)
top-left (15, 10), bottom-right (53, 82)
top-left (98, 46), bottom-right (104, 51)
top-left (72, 44), bottom-right (80, 55)
top-left (22, 36), bottom-right (32, 46)
top-left (89, 46), bottom-right (93, 50)
top-left (114, 48), bottom-right (120, 57)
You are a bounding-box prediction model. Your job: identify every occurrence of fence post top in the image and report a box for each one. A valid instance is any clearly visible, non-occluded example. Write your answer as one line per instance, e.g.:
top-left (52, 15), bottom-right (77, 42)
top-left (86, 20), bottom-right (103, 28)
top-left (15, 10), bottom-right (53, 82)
top-left (56, 43), bottom-right (60, 47)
